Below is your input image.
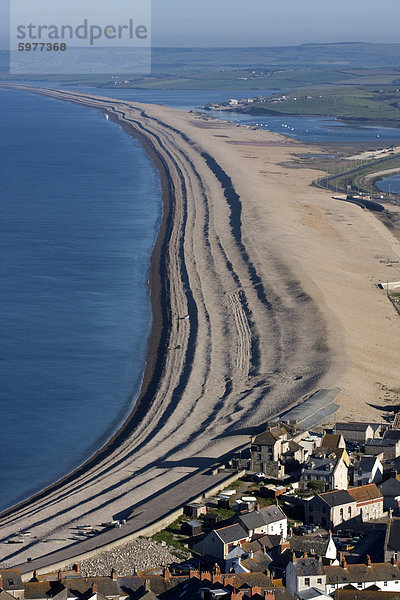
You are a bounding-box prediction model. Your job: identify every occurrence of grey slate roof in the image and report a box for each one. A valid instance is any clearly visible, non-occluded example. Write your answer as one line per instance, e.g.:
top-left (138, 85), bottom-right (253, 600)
top-left (357, 455), bottom-right (379, 472)
top-left (336, 422), bottom-right (371, 432)
top-left (259, 505), bottom-right (286, 524)
top-left (238, 511), bottom-right (267, 531)
top-left (187, 520), bottom-right (202, 527)
top-left (294, 558), bottom-right (325, 576)
top-left (303, 457), bottom-right (337, 476)
top-left (290, 535), bottom-right (332, 558)
top-left (215, 524), bottom-right (248, 544)
top-left (318, 490), bottom-right (354, 507)
top-left (386, 518), bottom-right (400, 552)
top-left (380, 478), bottom-right (400, 496)
top-left (325, 562), bottom-right (400, 584)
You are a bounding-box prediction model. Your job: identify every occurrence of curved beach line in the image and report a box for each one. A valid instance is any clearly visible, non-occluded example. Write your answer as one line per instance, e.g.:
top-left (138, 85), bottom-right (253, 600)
top-left (0, 85), bottom-right (332, 570)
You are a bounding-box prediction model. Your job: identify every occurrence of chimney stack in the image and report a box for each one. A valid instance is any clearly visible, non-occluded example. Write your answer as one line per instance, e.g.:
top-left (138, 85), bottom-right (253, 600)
top-left (0, 574), bottom-right (3, 590)
top-left (213, 563), bottom-right (221, 576)
top-left (91, 582), bottom-right (98, 594)
top-left (340, 553), bottom-right (347, 569)
top-left (251, 587), bottom-right (262, 596)
top-left (366, 555), bottom-right (372, 568)
top-left (73, 564), bottom-right (80, 574)
top-left (111, 569), bottom-right (117, 581)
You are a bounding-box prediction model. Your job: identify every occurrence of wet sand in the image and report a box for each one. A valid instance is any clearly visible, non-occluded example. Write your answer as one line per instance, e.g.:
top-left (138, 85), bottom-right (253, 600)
top-left (0, 86), bottom-right (399, 567)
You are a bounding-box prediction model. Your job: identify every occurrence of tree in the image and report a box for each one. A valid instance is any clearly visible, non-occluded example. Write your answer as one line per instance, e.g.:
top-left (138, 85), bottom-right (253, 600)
top-left (307, 479), bottom-right (326, 493)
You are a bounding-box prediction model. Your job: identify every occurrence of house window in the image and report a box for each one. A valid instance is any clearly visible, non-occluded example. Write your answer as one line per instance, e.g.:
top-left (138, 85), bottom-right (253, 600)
top-left (340, 508), bottom-right (344, 520)
top-left (384, 582), bottom-right (388, 586)
top-left (305, 578), bottom-right (310, 586)
top-left (317, 578), bottom-right (322, 584)
top-left (348, 507), bottom-right (352, 517)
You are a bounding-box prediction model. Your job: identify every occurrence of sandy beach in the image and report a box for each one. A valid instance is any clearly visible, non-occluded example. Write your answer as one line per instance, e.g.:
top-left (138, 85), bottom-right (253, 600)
top-left (0, 85), bottom-right (399, 568)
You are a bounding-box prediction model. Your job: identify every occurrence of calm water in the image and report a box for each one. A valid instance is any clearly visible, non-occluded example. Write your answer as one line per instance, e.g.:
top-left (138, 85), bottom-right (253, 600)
top-left (376, 173), bottom-right (400, 194)
top-left (0, 89), bottom-right (161, 511)
top-left (87, 88), bottom-right (400, 142)
top-left (2, 84), bottom-right (400, 513)
top-left (205, 110), bottom-right (400, 143)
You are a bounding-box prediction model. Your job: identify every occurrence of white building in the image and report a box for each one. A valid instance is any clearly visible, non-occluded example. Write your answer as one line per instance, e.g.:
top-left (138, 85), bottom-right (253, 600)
top-left (286, 555), bottom-right (326, 596)
top-left (238, 505), bottom-right (287, 539)
top-left (325, 558), bottom-right (400, 594)
top-left (353, 455), bottom-right (383, 486)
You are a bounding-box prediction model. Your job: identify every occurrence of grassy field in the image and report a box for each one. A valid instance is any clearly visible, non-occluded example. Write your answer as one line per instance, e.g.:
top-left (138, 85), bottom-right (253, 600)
top-left (240, 86), bottom-right (400, 121)
top-left (3, 44), bottom-right (400, 93)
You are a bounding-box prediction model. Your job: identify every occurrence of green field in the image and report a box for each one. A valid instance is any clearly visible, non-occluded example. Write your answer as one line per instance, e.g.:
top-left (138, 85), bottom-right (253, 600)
top-left (238, 87), bottom-right (400, 122)
top-left (3, 43), bottom-right (400, 93)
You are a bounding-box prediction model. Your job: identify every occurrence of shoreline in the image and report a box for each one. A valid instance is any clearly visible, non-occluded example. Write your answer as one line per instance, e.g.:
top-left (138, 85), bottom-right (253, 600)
top-left (1, 85), bottom-right (400, 570)
top-left (0, 85), bottom-right (177, 519)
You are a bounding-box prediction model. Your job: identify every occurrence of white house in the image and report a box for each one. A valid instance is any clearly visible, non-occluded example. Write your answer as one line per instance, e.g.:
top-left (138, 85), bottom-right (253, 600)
top-left (238, 505), bottom-right (287, 539)
top-left (353, 455), bottom-right (383, 486)
top-left (192, 524), bottom-right (249, 559)
top-left (224, 546), bottom-right (250, 574)
top-left (285, 555), bottom-right (326, 596)
top-left (325, 557), bottom-right (400, 594)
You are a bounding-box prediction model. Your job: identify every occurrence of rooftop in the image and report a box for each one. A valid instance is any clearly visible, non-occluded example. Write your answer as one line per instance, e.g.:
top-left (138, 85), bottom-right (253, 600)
top-left (215, 524), bottom-right (249, 544)
top-left (238, 511), bottom-right (267, 532)
top-left (325, 562), bottom-right (400, 584)
top-left (380, 477), bottom-right (400, 496)
top-left (347, 484), bottom-right (382, 503)
top-left (303, 457), bottom-right (338, 475)
top-left (293, 557), bottom-right (325, 577)
top-left (318, 490), bottom-right (354, 508)
top-left (321, 434), bottom-right (342, 448)
top-left (258, 505), bottom-right (286, 524)
top-left (336, 422), bottom-right (372, 432)
top-left (356, 455), bottom-right (380, 472)
top-left (386, 518), bottom-right (400, 552)
top-left (0, 571), bottom-right (23, 592)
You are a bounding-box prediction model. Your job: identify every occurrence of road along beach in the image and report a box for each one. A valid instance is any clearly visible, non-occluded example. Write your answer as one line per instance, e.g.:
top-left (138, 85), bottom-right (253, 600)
top-left (0, 86), bottom-right (399, 570)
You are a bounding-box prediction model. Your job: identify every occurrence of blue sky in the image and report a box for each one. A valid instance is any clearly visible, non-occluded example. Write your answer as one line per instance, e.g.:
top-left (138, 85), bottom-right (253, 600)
top-left (1, 0), bottom-right (400, 48)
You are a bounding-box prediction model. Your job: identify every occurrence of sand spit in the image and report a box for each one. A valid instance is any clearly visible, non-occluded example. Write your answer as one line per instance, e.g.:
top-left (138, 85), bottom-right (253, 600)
top-left (0, 85), bottom-right (399, 568)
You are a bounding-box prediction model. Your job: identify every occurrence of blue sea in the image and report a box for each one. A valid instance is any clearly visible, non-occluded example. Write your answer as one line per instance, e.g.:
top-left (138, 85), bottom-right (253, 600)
top-left (0, 89), bottom-right (161, 511)
top-left (2, 84), bottom-right (400, 513)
